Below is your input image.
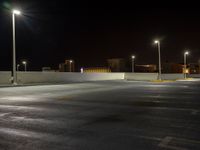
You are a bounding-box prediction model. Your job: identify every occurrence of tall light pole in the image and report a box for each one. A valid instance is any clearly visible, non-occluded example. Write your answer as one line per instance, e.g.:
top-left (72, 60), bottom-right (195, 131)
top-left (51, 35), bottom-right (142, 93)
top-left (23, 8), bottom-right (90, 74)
top-left (12, 9), bottom-right (21, 85)
top-left (154, 40), bottom-right (162, 80)
top-left (184, 51), bottom-right (189, 79)
top-left (22, 61), bottom-right (27, 72)
top-left (69, 60), bottom-right (73, 72)
top-left (131, 55), bottom-right (135, 73)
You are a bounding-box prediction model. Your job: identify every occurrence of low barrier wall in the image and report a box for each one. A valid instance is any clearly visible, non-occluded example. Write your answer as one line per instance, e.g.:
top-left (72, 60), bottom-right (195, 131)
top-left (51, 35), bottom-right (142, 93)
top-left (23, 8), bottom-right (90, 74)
top-left (0, 72), bottom-right (124, 84)
top-left (0, 72), bottom-right (11, 84)
top-left (187, 74), bottom-right (200, 78)
top-left (17, 72), bottom-right (125, 83)
top-left (0, 71), bottom-right (187, 85)
top-left (124, 73), bottom-right (158, 81)
top-left (161, 74), bottom-right (185, 80)
top-left (125, 73), bottom-right (185, 81)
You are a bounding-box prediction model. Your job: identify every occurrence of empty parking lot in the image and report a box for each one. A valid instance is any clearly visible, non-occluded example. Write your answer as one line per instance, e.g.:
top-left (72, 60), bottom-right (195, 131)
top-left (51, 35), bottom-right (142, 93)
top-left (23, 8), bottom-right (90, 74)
top-left (0, 80), bottom-right (200, 150)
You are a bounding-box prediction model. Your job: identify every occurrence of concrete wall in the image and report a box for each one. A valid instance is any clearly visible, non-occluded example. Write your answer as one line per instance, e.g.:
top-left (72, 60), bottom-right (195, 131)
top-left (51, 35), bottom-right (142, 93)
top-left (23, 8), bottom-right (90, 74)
top-left (124, 73), bottom-right (185, 81)
top-left (161, 74), bottom-right (185, 80)
top-left (124, 73), bottom-right (158, 81)
top-left (0, 72), bottom-right (11, 84)
top-left (16, 72), bottom-right (125, 84)
top-left (187, 74), bottom-right (200, 78)
top-left (0, 71), bottom-right (187, 85)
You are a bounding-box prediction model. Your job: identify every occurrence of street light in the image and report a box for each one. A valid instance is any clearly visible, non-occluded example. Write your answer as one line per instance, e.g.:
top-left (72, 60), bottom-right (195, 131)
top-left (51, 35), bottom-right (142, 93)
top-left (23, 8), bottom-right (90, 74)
top-left (13, 10), bottom-right (21, 15)
top-left (131, 55), bottom-right (135, 73)
top-left (12, 9), bottom-right (21, 85)
top-left (69, 60), bottom-right (73, 72)
top-left (184, 51), bottom-right (189, 79)
top-left (22, 61), bottom-right (27, 72)
top-left (80, 67), bottom-right (84, 73)
top-left (154, 40), bottom-right (162, 80)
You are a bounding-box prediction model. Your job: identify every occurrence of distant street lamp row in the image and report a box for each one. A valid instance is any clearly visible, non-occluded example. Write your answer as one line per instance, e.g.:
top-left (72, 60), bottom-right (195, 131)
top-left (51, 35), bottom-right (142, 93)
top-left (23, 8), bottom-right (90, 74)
top-left (17, 61), bottom-right (27, 72)
top-left (10, 9), bottom-right (190, 84)
top-left (131, 40), bottom-right (190, 80)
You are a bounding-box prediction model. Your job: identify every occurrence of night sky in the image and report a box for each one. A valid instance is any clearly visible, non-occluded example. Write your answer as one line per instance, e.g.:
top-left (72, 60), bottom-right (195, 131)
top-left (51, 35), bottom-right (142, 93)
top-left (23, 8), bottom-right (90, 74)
top-left (0, 1), bottom-right (200, 71)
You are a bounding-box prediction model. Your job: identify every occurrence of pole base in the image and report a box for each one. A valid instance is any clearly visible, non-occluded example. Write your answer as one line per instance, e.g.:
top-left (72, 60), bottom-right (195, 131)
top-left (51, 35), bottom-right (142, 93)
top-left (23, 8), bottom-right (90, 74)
top-left (12, 82), bottom-right (18, 86)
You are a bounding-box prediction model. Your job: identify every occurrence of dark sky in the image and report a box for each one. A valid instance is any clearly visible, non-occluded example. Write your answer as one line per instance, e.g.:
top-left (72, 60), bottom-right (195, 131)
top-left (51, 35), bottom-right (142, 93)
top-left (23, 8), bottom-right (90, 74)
top-left (0, 1), bottom-right (200, 71)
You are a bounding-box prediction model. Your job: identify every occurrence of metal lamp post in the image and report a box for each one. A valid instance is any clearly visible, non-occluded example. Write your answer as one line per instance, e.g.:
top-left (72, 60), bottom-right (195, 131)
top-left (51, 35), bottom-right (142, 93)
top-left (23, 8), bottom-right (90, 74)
top-left (17, 64), bottom-right (20, 71)
top-left (184, 51), bottom-right (189, 79)
top-left (12, 9), bottom-right (21, 85)
top-left (131, 55), bottom-right (135, 73)
top-left (154, 40), bottom-right (162, 80)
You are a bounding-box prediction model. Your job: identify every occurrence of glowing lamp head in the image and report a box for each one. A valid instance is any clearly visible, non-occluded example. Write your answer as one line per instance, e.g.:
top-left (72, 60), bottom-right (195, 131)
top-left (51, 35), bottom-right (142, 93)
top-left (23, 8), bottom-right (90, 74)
top-left (70, 60), bottom-right (73, 63)
top-left (185, 51), bottom-right (189, 55)
top-left (154, 40), bottom-right (159, 44)
top-left (80, 67), bottom-right (84, 73)
top-left (22, 61), bottom-right (27, 65)
top-left (13, 10), bottom-right (21, 15)
top-left (132, 55), bottom-right (135, 59)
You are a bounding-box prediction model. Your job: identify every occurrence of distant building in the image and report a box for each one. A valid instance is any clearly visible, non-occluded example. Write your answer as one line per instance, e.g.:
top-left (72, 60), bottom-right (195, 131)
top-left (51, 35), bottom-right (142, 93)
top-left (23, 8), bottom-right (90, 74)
top-left (189, 63), bottom-right (200, 74)
top-left (107, 58), bottom-right (126, 72)
top-left (83, 67), bottom-right (111, 73)
top-left (42, 67), bottom-right (55, 72)
top-left (59, 59), bottom-right (75, 72)
top-left (135, 64), bottom-right (157, 72)
top-left (162, 63), bottom-right (183, 73)
top-left (161, 62), bottom-right (200, 74)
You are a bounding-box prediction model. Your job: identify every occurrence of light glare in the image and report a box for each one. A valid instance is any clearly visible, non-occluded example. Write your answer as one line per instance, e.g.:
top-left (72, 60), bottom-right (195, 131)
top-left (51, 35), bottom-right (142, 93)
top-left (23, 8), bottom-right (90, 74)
top-left (185, 51), bottom-right (189, 55)
top-left (13, 10), bottom-right (21, 15)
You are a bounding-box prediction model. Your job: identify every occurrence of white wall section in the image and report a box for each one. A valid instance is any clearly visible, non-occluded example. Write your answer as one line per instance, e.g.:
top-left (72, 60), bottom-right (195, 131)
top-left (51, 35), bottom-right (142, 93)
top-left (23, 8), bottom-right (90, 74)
top-left (0, 71), bottom-right (188, 85)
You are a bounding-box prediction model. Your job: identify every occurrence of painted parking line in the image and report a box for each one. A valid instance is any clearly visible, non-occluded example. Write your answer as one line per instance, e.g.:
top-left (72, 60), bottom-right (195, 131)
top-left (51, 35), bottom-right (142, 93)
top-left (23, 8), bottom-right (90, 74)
top-left (159, 136), bottom-right (200, 150)
top-left (0, 113), bottom-right (11, 117)
top-left (159, 136), bottom-right (187, 150)
top-left (191, 110), bottom-right (199, 115)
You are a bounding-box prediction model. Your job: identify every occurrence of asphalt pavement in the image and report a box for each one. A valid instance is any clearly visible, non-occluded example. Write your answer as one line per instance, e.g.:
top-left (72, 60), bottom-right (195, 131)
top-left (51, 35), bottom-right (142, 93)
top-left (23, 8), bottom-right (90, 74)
top-left (0, 79), bottom-right (200, 150)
